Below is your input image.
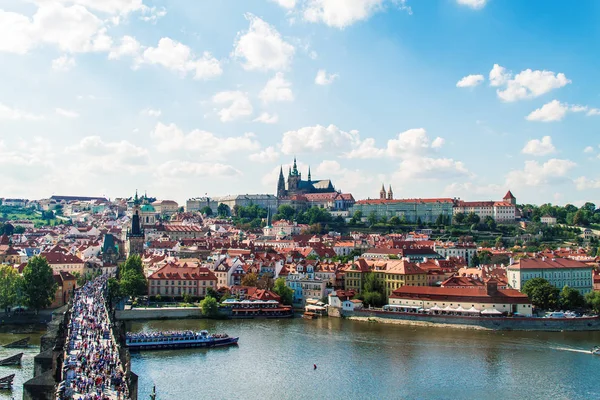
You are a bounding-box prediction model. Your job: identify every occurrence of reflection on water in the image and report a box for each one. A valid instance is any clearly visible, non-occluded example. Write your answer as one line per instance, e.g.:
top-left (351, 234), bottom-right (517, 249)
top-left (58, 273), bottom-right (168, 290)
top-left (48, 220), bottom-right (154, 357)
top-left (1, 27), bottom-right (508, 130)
top-left (129, 318), bottom-right (600, 400)
top-left (0, 333), bottom-right (44, 400)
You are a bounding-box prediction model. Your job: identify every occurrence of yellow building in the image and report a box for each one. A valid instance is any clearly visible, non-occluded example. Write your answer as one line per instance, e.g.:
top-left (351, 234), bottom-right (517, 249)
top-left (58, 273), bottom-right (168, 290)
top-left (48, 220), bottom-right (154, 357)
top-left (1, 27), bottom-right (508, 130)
top-left (343, 258), bottom-right (427, 301)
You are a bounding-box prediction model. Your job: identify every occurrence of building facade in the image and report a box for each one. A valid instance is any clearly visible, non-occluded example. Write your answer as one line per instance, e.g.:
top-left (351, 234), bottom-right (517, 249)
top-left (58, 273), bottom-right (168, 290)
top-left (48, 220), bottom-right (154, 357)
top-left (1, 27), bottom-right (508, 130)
top-left (148, 264), bottom-right (218, 297)
top-left (277, 158), bottom-right (336, 199)
top-left (126, 192), bottom-right (145, 257)
top-left (453, 191), bottom-right (517, 222)
top-left (350, 198), bottom-right (455, 223)
top-left (507, 258), bottom-right (594, 294)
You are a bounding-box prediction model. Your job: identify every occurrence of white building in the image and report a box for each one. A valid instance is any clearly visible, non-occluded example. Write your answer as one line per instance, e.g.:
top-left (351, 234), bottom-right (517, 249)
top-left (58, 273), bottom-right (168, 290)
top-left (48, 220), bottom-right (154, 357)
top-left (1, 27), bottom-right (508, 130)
top-left (453, 191), bottom-right (517, 222)
top-left (540, 215), bottom-right (557, 225)
top-left (507, 257), bottom-right (594, 294)
top-left (434, 242), bottom-right (477, 264)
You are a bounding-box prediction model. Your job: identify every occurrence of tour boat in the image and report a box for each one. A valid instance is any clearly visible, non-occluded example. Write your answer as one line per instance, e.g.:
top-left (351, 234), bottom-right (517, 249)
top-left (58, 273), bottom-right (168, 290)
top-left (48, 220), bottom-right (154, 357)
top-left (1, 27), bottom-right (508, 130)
top-left (125, 330), bottom-right (239, 351)
top-left (591, 346), bottom-right (600, 355)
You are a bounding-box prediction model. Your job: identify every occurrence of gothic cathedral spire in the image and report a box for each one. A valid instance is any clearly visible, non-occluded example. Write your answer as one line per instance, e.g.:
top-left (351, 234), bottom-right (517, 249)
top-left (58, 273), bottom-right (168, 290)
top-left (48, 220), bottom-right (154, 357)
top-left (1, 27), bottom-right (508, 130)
top-left (277, 165), bottom-right (286, 198)
top-left (380, 184), bottom-right (387, 200)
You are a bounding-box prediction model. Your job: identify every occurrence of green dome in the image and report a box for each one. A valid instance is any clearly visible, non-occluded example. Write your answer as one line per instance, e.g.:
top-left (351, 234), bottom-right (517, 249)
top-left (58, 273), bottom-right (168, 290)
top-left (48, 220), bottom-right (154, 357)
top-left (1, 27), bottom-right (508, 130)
top-left (140, 204), bottom-right (156, 212)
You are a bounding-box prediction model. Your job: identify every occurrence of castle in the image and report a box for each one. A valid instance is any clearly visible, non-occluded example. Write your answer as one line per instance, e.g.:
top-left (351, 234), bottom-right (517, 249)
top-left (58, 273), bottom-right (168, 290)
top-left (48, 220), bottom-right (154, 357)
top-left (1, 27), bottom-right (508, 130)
top-left (276, 158), bottom-right (336, 198)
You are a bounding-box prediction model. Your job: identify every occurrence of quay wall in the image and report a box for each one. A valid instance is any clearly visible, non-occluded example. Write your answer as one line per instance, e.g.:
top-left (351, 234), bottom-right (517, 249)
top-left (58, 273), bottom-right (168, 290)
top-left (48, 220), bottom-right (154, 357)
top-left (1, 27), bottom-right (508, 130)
top-left (116, 307), bottom-right (204, 320)
top-left (341, 309), bottom-right (600, 331)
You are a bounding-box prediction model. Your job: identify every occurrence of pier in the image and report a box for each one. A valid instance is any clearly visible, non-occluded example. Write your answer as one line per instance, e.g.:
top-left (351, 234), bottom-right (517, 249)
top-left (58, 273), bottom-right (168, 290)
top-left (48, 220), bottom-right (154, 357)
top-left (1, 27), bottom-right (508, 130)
top-left (23, 276), bottom-right (138, 399)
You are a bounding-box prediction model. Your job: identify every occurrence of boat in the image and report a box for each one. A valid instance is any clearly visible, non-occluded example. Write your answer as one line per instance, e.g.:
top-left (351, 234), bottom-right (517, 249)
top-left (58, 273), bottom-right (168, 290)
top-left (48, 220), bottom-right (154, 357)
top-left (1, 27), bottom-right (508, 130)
top-left (0, 353), bottom-right (23, 366)
top-left (125, 330), bottom-right (239, 351)
top-left (302, 312), bottom-right (318, 319)
top-left (591, 346), bottom-right (600, 355)
top-left (0, 374), bottom-right (15, 389)
top-left (3, 337), bottom-right (30, 348)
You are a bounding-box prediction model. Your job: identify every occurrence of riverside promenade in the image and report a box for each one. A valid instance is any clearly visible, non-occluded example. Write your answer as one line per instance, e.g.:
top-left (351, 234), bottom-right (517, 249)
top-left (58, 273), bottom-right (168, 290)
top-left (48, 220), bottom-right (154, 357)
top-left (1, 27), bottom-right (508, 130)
top-left (57, 277), bottom-right (129, 400)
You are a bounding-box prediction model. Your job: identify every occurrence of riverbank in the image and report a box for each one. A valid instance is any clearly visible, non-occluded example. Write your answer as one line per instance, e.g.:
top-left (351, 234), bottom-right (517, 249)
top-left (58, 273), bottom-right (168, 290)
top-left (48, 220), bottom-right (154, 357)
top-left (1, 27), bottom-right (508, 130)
top-left (342, 309), bottom-right (600, 331)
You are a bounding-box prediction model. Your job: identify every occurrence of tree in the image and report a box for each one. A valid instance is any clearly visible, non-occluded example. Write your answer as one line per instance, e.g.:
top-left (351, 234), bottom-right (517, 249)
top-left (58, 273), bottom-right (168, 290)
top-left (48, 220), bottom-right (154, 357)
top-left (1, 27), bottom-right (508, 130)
top-left (200, 206), bottom-right (213, 216)
top-left (521, 278), bottom-right (560, 310)
top-left (559, 286), bottom-right (585, 310)
top-left (22, 256), bottom-right (58, 312)
top-left (367, 212), bottom-right (378, 226)
top-left (0, 265), bottom-right (23, 312)
top-left (14, 226), bottom-right (25, 234)
top-left (573, 210), bottom-right (588, 226)
top-left (119, 255), bottom-right (147, 299)
top-left (585, 291), bottom-right (600, 313)
top-left (3, 223), bottom-right (14, 236)
top-left (274, 205), bottom-right (295, 222)
top-left (257, 274), bottom-right (274, 290)
top-left (272, 277), bottom-right (293, 305)
top-left (469, 253), bottom-right (480, 267)
top-left (107, 277), bottom-right (122, 307)
top-left (454, 213), bottom-right (465, 224)
top-left (200, 295), bottom-right (219, 317)
top-left (206, 286), bottom-right (221, 301)
top-left (182, 293), bottom-right (192, 304)
top-left (241, 272), bottom-right (258, 287)
top-left (494, 236), bottom-right (504, 249)
top-left (217, 203), bottom-right (230, 217)
top-left (389, 216), bottom-right (400, 226)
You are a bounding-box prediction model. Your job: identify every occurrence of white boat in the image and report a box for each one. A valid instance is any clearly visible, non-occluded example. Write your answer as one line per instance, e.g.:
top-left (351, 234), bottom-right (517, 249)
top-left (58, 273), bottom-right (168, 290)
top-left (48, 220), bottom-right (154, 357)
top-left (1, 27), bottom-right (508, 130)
top-left (591, 346), bottom-right (600, 355)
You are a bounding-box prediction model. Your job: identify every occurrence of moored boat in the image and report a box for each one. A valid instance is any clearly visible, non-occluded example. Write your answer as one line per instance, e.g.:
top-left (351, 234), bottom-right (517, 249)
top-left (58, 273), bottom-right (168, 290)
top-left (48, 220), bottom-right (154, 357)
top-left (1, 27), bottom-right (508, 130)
top-left (3, 337), bottom-right (30, 348)
top-left (591, 346), bottom-right (600, 355)
top-left (0, 353), bottom-right (23, 366)
top-left (126, 330), bottom-right (238, 351)
top-left (0, 373), bottom-right (15, 389)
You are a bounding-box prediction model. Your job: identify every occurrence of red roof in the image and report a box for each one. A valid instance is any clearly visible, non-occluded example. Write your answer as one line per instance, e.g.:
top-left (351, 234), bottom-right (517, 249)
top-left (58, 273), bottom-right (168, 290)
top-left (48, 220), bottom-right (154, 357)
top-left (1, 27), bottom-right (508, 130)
top-left (390, 285), bottom-right (529, 303)
top-left (40, 252), bottom-right (84, 265)
top-left (503, 190), bottom-right (515, 200)
top-left (148, 264), bottom-right (217, 281)
top-left (356, 198), bottom-right (455, 205)
top-left (510, 258), bottom-right (591, 270)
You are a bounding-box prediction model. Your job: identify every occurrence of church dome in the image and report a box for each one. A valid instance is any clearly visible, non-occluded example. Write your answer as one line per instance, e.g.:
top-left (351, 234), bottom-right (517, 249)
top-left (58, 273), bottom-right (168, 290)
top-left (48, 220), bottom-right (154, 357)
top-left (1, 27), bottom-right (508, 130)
top-left (140, 204), bottom-right (156, 212)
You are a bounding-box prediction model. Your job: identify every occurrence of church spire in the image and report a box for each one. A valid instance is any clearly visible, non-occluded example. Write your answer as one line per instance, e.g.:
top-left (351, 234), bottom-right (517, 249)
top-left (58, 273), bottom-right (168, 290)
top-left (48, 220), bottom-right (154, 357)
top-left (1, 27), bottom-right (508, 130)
top-left (380, 184), bottom-right (386, 200)
top-left (134, 190), bottom-right (140, 205)
top-left (387, 185), bottom-right (393, 200)
top-left (308, 166), bottom-right (311, 182)
top-left (292, 157), bottom-right (298, 176)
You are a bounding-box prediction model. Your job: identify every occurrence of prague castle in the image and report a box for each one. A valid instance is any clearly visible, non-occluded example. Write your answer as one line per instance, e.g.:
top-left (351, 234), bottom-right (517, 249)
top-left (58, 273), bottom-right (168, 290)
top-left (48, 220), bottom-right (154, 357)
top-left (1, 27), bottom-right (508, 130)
top-left (276, 158), bottom-right (336, 199)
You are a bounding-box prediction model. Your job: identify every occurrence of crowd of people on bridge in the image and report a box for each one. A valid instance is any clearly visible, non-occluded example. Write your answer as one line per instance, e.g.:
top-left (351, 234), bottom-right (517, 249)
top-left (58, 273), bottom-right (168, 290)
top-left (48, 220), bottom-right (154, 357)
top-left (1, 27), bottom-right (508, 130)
top-left (56, 276), bottom-right (129, 400)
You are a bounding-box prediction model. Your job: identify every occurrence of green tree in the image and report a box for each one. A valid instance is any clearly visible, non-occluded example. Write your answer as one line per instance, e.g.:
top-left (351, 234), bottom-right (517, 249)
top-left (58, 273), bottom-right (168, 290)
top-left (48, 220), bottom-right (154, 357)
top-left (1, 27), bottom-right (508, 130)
top-left (14, 226), bottom-right (26, 234)
top-left (200, 295), bottom-right (219, 317)
top-left (119, 255), bottom-right (147, 299)
top-left (559, 286), bottom-right (585, 309)
top-left (274, 205), bottom-right (296, 222)
top-left (217, 203), bottom-right (230, 217)
top-left (521, 278), bottom-right (560, 310)
top-left (200, 206), bottom-right (213, 216)
top-left (585, 291), bottom-right (600, 313)
top-left (272, 277), bottom-right (293, 305)
top-left (389, 216), bottom-right (400, 226)
top-left (454, 212), bottom-right (465, 224)
top-left (367, 211), bottom-right (378, 226)
top-left (469, 253), bottom-right (480, 267)
top-left (107, 277), bottom-right (122, 307)
top-left (0, 265), bottom-right (23, 311)
top-left (182, 293), bottom-right (192, 304)
top-left (241, 272), bottom-right (258, 287)
top-left (573, 210), bottom-right (588, 226)
top-left (257, 274), bottom-right (274, 290)
top-left (22, 256), bottom-right (58, 312)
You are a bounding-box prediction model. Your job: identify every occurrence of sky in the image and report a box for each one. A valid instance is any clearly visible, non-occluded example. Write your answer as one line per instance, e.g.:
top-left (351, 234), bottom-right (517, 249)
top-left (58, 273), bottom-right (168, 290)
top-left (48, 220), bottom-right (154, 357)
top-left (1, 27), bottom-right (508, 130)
top-left (0, 0), bottom-right (599, 206)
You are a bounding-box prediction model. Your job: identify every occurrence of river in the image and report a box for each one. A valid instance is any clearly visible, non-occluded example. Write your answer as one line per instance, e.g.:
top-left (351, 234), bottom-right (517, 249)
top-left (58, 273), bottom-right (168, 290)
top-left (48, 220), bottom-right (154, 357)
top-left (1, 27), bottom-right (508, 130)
top-left (128, 318), bottom-right (600, 400)
top-left (0, 332), bottom-right (44, 400)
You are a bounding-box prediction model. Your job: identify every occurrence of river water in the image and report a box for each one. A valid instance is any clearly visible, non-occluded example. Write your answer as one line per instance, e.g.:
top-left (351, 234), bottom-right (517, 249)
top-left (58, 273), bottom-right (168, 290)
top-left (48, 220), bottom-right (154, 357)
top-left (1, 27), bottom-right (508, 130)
top-left (0, 332), bottom-right (43, 400)
top-left (128, 318), bottom-right (600, 400)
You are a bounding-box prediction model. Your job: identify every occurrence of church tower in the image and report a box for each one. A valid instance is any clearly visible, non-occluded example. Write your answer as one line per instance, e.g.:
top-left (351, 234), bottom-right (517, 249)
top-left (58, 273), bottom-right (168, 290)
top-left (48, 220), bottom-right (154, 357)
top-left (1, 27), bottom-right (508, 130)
top-left (380, 184), bottom-right (387, 200)
top-left (287, 157), bottom-right (301, 193)
top-left (387, 185), bottom-right (393, 200)
top-left (126, 191), bottom-right (145, 257)
top-left (277, 166), bottom-right (286, 198)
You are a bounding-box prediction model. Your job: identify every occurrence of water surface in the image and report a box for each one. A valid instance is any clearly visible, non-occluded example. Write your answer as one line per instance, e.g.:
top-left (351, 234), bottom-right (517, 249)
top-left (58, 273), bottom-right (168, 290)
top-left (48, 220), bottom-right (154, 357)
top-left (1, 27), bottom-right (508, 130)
top-left (129, 318), bottom-right (600, 400)
top-left (0, 332), bottom-right (44, 400)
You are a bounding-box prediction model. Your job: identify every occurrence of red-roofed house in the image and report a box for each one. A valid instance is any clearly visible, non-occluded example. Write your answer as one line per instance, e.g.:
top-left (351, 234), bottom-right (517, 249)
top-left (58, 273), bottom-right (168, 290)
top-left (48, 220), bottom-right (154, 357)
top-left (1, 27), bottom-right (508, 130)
top-left (148, 264), bottom-right (217, 297)
top-left (507, 257), bottom-right (593, 294)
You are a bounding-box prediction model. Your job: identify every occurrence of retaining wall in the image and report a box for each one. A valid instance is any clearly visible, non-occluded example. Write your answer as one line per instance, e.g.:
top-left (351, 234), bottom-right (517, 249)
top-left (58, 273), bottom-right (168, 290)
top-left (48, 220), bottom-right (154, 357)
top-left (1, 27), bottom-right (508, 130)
top-left (342, 309), bottom-right (600, 331)
top-left (116, 307), bottom-right (204, 320)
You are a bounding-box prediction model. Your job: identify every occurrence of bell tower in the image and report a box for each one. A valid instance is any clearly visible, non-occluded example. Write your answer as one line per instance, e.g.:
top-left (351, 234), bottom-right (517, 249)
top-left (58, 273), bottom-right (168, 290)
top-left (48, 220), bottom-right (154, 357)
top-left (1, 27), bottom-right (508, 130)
top-left (126, 191), bottom-right (145, 257)
top-left (380, 184), bottom-right (387, 200)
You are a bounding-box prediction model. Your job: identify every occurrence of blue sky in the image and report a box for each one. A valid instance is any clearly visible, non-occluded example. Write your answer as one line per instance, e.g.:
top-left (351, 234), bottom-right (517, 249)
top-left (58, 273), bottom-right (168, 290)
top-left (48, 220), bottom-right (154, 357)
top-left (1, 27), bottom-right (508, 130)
top-left (0, 0), bottom-right (598, 206)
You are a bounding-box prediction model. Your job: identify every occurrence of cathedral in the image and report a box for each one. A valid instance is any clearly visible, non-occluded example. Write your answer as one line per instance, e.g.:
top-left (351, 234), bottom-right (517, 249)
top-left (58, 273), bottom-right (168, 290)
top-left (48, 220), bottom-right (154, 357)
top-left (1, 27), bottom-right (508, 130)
top-left (276, 158), bottom-right (336, 198)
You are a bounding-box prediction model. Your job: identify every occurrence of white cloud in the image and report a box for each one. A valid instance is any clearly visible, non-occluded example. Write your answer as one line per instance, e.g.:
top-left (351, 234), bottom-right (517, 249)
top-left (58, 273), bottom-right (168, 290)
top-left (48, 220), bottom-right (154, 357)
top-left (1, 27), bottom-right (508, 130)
top-left (259, 72), bottom-right (294, 103)
top-left (345, 128), bottom-right (446, 159)
top-left (151, 122), bottom-right (260, 157)
top-left (156, 160), bottom-right (241, 178)
top-left (0, 3), bottom-right (114, 55)
top-left (249, 146), bottom-right (280, 163)
top-left (570, 105), bottom-right (588, 113)
top-left (315, 69), bottom-right (339, 85)
top-left (303, 0), bottom-right (411, 29)
top-left (456, 74), bottom-right (484, 88)
top-left (232, 13), bottom-right (295, 71)
top-left (489, 64), bottom-right (510, 87)
top-left (574, 176), bottom-right (600, 191)
top-left (142, 37), bottom-right (222, 79)
top-left (270, 0), bottom-right (297, 9)
top-left (65, 135), bottom-right (149, 172)
top-left (52, 54), bottom-right (76, 71)
top-left (253, 112), bottom-right (279, 124)
top-left (506, 159), bottom-right (576, 187)
top-left (393, 157), bottom-right (470, 181)
top-left (55, 108), bottom-right (79, 118)
top-left (141, 108), bottom-right (161, 117)
top-left (521, 136), bottom-right (556, 156)
top-left (212, 91), bottom-right (253, 122)
top-left (583, 146), bottom-right (594, 154)
top-left (0, 103), bottom-right (43, 120)
top-left (456, 0), bottom-right (487, 9)
top-left (281, 124), bottom-right (360, 155)
top-left (444, 182), bottom-right (502, 198)
top-left (108, 35), bottom-right (141, 60)
top-left (29, 0), bottom-right (146, 15)
top-left (588, 108), bottom-right (600, 116)
top-left (139, 6), bottom-right (167, 23)
top-left (492, 65), bottom-right (571, 102)
top-left (525, 100), bottom-right (568, 122)
top-left (314, 160), bottom-right (375, 191)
